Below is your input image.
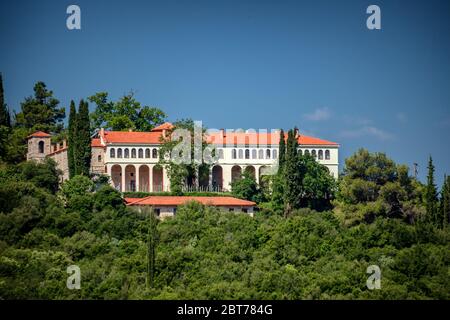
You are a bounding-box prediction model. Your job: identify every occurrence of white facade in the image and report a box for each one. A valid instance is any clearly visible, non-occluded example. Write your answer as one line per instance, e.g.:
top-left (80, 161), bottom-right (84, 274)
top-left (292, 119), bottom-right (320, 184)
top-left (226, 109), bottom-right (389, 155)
top-left (105, 144), bottom-right (171, 192)
top-left (103, 143), bottom-right (339, 192)
top-left (27, 125), bottom-right (340, 193)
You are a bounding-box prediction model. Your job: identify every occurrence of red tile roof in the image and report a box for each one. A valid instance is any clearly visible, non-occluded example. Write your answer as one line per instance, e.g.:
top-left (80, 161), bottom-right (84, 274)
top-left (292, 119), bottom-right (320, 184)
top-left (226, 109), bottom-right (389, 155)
top-left (206, 131), bottom-right (338, 146)
top-left (95, 123), bottom-right (337, 146)
top-left (27, 131), bottom-right (51, 138)
top-left (152, 122), bottom-right (174, 131)
top-left (298, 135), bottom-right (338, 146)
top-left (102, 131), bottom-right (164, 144)
top-left (91, 138), bottom-right (104, 147)
top-left (125, 196), bottom-right (256, 207)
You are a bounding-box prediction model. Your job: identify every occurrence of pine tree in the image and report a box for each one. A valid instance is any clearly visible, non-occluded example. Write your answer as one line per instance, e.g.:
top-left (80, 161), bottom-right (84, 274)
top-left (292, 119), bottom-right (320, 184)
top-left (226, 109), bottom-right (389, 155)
top-left (68, 100), bottom-right (77, 178)
top-left (0, 73), bottom-right (11, 128)
top-left (74, 100), bottom-right (91, 176)
top-left (278, 129), bottom-right (286, 169)
top-left (15, 81), bottom-right (65, 133)
top-left (425, 156), bottom-right (438, 225)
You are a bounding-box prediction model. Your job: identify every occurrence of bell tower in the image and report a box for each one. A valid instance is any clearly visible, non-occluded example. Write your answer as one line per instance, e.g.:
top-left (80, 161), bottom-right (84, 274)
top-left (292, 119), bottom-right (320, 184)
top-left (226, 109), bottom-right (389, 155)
top-left (27, 131), bottom-right (51, 162)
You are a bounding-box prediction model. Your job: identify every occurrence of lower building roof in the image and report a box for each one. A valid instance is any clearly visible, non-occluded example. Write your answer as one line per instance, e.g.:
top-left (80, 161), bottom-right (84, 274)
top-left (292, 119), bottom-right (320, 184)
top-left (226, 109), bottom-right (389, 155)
top-left (125, 196), bottom-right (256, 207)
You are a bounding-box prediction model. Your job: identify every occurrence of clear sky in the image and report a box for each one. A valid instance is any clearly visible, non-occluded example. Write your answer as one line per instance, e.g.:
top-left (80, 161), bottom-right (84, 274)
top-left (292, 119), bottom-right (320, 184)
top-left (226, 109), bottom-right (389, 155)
top-left (1, 0), bottom-right (449, 186)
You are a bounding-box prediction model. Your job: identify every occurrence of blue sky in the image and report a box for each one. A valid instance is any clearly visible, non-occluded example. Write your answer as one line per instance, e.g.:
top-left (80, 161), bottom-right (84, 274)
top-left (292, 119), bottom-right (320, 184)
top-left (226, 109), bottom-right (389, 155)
top-left (0, 0), bottom-right (449, 186)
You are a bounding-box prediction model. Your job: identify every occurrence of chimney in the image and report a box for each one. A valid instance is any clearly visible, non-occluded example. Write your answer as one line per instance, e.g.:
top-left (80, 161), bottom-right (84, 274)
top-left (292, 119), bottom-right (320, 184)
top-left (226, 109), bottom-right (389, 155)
top-left (100, 127), bottom-right (104, 137)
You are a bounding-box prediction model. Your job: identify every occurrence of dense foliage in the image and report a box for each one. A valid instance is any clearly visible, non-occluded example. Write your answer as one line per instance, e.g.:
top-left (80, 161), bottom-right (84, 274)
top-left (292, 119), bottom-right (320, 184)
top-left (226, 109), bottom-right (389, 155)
top-left (0, 79), bottom-right (66, 163)
top-left (0, 75), bottom-right (448, 300)
top-left (158, 119), bottom-right (211, 194)
top-left (0, 158), bottom-right (448, 300)
top-left (88, 92), bottom-right (166, 132)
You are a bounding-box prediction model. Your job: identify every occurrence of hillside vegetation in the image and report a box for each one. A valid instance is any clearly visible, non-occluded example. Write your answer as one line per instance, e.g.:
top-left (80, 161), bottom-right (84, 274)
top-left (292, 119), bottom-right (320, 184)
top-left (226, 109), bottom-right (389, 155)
top-left (0, 155), bottom-right (448, 299)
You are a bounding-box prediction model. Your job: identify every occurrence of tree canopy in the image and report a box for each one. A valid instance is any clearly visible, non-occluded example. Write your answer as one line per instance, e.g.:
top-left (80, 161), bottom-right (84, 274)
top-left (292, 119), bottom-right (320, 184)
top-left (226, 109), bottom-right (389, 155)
top-left (15, 82), bottom-right (65, 133)
top-left (88, 92), bottom-right (166, 131)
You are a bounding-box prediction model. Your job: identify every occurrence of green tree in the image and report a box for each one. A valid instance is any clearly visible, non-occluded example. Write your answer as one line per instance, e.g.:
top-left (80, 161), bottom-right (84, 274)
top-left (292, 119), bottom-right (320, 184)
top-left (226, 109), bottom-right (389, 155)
top-left (60, 175), bottom-right (95, 201)
top-left (17, 158), bottom-right (61, 194)
top-left (146, 208), bottom-right (159, 288)
top-left (231, 171), bottom-right (261, 202)
top-left (300, 154), bottom-right (336, 211)
top-left (0, 73), bottom-right (11, 160)
top-left (0, 73), bottom-right (11, 128)
top-left (15, 82), bottom-right (65, 133)
top-left (88, 92), bottom-right (166, 131)
top-left (343, 148), bottom-right (397, 185)
top-left (440, 175), bottom-right (450, 227)
top-left (380, 182), bottom-right (407, 218)
top-left (278, 129), bottom-right (286, 169)
top-left (339, 149), bottom-right (399, 204)
top-left (158, 119), bottom-right (210, 193)
top-left (425, 156), bottom-right (438, 225)
top-left (74, 100), bottom-right (91, 176)
top-left (283, 128), bottom-right (304, 217)
top-left (92, 185), bottom-right (125, 212)
top-left (67, 100), bottom-right (77, 178)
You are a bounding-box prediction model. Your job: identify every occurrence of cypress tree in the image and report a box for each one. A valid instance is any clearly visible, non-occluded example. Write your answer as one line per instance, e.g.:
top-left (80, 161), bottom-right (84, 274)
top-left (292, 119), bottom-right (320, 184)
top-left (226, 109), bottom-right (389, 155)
top-left (441, 175), bottom-right (450, 227)
top-left (278, 129), bottom-right (286, 170)
top-left (0, 73), bottom-right (11, 128)
top-left (75, 99), bottom-right (91, 176)
top-left (425, 156), bottom-right (438, 225)
top-left (283, 128), bottom-right (304, 217)
top-left (68, 100), bottom-right (77, 178)
top-left (146, 208), bottom-right (159, 288)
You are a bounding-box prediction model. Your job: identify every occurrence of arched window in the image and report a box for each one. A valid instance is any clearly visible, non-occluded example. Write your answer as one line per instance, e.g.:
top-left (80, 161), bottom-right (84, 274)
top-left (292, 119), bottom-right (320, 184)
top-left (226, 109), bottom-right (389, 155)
top-left (258, 149), bottom-right (264, 159)
top-left (311, 150), bottom-right (317, 159)
top-left (273, 149), bottom-right (278, 159)
top-left (245, 149), bottom-right (250, 159)
top-left (131, 148), bottom-right (136, 158)
top-left (152, 148), bottom-right (158, 158)
top-left (138, 148), bottom-right (143, 158)
top-left (117, 148), bottom-right (122, 158)
top-left (38, 141), bottom-right (44, 153)
top-left (304, 149), bottom-right (310, 156)
top-left (299, 149), bottom-right (303, 156)
top-left (318, 150), bottom-right (324, 160)
top-left (124, 148), bottom-right (129, 158)
top-left (110, 148), bottom-right (115, 158)
top-left (266, 149), bottom-right (271, 159)
top-left (98, 155), bottom-right (102, 162)
top-left (218, 149), bottom-right (224, 159)
top-left (252, 149), bottom-right (257, 159)
top-left (238, 149), bottom-right (243, 159)
top-left (232, 149), bottom-right (237, 159)
top-left (325, 150), bottom-right (330, 160)
top-left (145, 148), bottom-right (150, 158)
